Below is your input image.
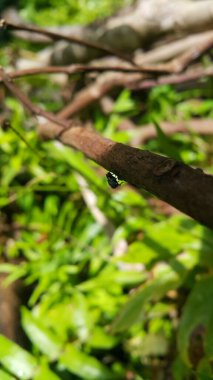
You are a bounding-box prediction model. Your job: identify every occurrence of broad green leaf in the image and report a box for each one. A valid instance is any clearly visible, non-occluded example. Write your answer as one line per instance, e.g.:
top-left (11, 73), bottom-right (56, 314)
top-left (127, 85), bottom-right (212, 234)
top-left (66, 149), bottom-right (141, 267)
top-left (0, 370), bottom-right (16, 380)
top-left (116, 218), bottom-right (197, 266)
top-left (89, 327), bottom-right (118, 349)
top-left (172, 357), bottom-right (190, 380)
top-left (128, 334), bottom-right (168, 356)
top-left (198, 375), bottom-right (213, 380)
top-left (197, 358), bottom-right (213, 380)
top-left (70, 291), bottom-right (92, 341)
top-left (52, 144), bottom-right (103, 189)
top-left (0, 335), bottom-right (37, 379)
top-left (21, 308), bottom-right (63, 359)
top-left (178, 276), bottom-right (213, 364)
top-left (144, 217), bottom-right (196, 253)
top-left (44, 195), bottom-right (59, 218)
top-left (60, 344), bottom-right (118, 379)
top-left (117, 241), bottom-right (158, 265)
top-left (113, 90), bottom-right (137, 114)
top-left (79, 268), bottom-right (146, 291)
top-left (152, 119), bottom-right (182, 161)
top-left (34, 362), bottom-right (61, 380)
top-left (112, 189), bottom-right (147, 207)
top-left (111, 269), bottom-right (179, 333)
top-left (112, 253), bottom-right (196, 332)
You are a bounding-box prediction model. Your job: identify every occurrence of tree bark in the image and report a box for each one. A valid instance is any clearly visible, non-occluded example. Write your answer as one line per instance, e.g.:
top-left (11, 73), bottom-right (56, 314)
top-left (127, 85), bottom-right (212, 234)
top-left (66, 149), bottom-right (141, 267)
top-left (39, 122), bottom-right (213, 230)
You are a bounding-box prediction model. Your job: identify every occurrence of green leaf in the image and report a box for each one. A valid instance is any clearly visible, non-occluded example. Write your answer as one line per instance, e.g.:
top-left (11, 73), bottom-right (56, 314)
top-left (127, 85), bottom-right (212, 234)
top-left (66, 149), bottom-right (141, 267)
top-left (70, 291), bottom-right (92, 341)
top-left (21, 308), bottom-right (63, 359)
top-left (118, 241), bottom-right (158, 265)
top-left (112, 189), bottom-right (147, 207)
top-left (111, 267), bottom-right (179, 333)
top-left (131, 334), bottom-right (168, 356)
top-left (178, 276), bottom-right (213, 364)
top-left (52, 145), bottom-right (103, 189)
top-left (116, 218), bottom-right (196, 266)
top-left (152, 119), bottom-right (182, 161)
top-left (60, 344), bottom-right (118, 379)
top-left (89, 327), bottom-right (118, 349)
top-left (113, 90), bottom-right (137, 114)
top-left (0, 370), bottom-right (16, 380)
top-left (197, 358), bottom-right (213, 380)
top-left (0, 335), bottom-right (37, 379)
top-left (112, 253), bottom-right (196, 332)
top-left (34, 362), bottom-right (61, 380)
top-left (79, 267), bottom-right (146, 291)
top-left (172, 357), bottom-right (190, 380)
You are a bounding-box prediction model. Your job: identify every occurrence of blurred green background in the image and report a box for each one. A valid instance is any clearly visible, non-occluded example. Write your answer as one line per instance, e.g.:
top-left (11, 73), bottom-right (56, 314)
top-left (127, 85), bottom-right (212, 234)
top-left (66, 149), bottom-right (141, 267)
top-left (1, 1), bottom-right (213, 379)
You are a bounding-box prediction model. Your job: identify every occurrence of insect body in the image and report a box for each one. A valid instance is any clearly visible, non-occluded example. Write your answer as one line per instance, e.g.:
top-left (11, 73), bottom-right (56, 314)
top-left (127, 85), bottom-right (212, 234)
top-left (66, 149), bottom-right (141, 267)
top-left (106, 172), bottom-right (121, 189)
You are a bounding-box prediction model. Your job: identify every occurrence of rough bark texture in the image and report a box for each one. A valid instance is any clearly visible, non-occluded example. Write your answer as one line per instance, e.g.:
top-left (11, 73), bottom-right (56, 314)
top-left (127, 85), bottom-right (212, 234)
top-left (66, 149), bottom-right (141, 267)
top-left (39, 123), bottom-right (213, 230)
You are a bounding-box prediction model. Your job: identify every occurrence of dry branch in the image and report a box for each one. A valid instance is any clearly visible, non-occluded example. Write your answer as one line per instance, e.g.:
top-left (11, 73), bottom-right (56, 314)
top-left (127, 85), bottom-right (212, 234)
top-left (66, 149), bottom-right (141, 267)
top-left (2, 68), bottom-right (213, 229)
top-left (1, 11), bottom-right (213, 230)
top-left (128, 66), bottom-right (213, 90)
top-left (4, 0), bottom-right (213, 66)
top-left (56, 66), bottom-right (213, 119)
top-left (130, 119), bottom-right (213, 145)
top-left (135, 30), bottom-right (213, 65)
top-left (0, 19), bottom-right (134, 66)
top-left (0, 67), bottom-right (72, 129)
top-left (39, 122), bottom-right (213, 230)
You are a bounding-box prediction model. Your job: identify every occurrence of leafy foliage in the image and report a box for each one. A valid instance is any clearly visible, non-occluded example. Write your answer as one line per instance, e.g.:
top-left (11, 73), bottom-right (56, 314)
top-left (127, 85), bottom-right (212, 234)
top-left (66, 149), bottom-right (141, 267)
top-left (1, 79), bottom-right (213, 379)
top-left (18, 0), bottom-right (133, 26)
top-left (1, 1), bottom-right (213, 380)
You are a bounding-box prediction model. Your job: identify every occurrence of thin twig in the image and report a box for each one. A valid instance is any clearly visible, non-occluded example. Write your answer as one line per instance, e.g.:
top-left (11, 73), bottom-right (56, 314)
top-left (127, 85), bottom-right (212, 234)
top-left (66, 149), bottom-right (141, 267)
top-left (0, 19), bottom-right (136, 66)
top-left (130, 118), bottom-right (213, 146)
top-left (1, 119), bottom-right (41, 157)
top-left (128, 66), bottom-right (213, 90)
top-left (0, 64), bottom-right (169, 81)
top-left (167, 36), bottom-right (213, 73)
top-left (0, 67), bottom-right (73, 130)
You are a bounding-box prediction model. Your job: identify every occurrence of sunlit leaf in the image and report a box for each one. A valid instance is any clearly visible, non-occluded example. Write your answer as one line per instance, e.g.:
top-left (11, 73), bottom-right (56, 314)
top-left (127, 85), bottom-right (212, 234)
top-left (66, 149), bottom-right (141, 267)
top-left (21, 308), bottom-right (63, 359)
top-left (60, 344), bottom-right (118, 379)
top-left (178, 276), bottom-right (213, 364)
top-left (89, 327), bottom-right (118, 349)
top-left (152, 119), bottom-right (182, 161)
top-left (70, 291), bottom-right (92, 341)
top-left (197, 358), bottom-right (213, 380)
top-left (0, 370), bottom-right (16, 380)
top-left (112, 253), bottom-right (197, 332)
top-left (0, 335), bottom-right (37, 379)
top-left (34, 362), bottom-right (61, 380)
top-left (79, 267), bottom-right (146, 291)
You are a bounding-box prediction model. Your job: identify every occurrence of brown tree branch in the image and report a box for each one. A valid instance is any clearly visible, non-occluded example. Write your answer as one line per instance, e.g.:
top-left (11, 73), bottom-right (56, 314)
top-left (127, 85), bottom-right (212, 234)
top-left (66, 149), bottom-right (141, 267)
top-left (128, 66), bottom-right (213, 90)
top-left (38, 121), bottom-right (213, 230)
top-left (0, 67), bottom-right (72, 130)
top-left (55, 66), bottom-right (213, 120)
top-left (0, 63), bottom-right (173, 81)
top-left (57, 72), bottom-right (142, 119)
top-left (130, 119), bottom-right (213, 146)
top-left (3, 1), bottom-right (213, 68)
top-left (0, 19), bottom-right (135, 66)
top-left (135, 30), bottom-right (213, 65)
top-left (1, 64), bottom-right (213, 125)
top-left (1, 58), bottom-right (213, 229)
